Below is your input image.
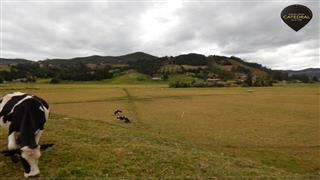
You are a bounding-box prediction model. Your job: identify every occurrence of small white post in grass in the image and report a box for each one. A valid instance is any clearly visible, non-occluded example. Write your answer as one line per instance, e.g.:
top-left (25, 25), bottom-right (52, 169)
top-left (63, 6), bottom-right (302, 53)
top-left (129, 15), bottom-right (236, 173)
top-left (181, 112), bottom-right (185, 119)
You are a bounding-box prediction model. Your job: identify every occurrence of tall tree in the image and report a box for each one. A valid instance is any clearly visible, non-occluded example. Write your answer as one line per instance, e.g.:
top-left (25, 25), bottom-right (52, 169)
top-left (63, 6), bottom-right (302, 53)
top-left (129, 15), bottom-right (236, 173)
top-left (244, 72), bottom-right (253, 87)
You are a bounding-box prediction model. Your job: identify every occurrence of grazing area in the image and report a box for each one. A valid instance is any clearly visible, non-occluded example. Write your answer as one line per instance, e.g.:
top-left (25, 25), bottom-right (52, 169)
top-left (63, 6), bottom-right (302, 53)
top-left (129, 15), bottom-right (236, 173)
top-left (0, 83), bottom-right (319, 178)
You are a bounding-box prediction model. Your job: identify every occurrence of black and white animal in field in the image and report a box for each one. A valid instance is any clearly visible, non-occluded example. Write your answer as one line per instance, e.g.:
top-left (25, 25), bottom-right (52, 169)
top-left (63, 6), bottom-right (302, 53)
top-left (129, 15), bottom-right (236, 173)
top-left (118, 116), bottom-right (130, 123)
top-left (114, 110), bottom-right (130, 123)
top-left (0, 92), bottom-right (49, 178)
top-left (113, 110), bottom-right (122, 116)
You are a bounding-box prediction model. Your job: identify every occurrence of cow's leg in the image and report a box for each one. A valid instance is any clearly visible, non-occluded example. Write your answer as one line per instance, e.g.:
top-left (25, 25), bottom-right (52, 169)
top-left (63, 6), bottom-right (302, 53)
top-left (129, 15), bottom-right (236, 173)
top-left (35, 130), bottom-right (43, 144)
top-left (21, 146), bottom-right (41, 178)
top-left (8, 123), bottom-right (19, 150)
top-left (8, 132), bottom-right (18, 150)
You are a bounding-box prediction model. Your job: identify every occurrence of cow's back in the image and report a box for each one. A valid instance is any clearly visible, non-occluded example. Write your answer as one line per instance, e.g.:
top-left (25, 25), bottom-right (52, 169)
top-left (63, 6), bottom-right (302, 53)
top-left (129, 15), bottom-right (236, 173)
top-left (11, 98), bottom-right (47, 148)
top-left (0, 92), bottom-right (49, 126)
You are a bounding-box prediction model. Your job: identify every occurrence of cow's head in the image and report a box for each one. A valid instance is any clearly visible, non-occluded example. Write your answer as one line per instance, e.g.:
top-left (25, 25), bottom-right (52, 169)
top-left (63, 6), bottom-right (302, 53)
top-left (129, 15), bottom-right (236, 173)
top-left (2, 144), bottom-right (54, 178)
top-left (20, 146), bottom-right (41, 178)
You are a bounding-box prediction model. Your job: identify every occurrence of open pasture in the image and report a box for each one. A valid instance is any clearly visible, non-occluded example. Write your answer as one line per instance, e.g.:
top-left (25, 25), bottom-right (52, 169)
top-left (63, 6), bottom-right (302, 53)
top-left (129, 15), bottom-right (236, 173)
top-left (0, 83), bottom-right (319, 178)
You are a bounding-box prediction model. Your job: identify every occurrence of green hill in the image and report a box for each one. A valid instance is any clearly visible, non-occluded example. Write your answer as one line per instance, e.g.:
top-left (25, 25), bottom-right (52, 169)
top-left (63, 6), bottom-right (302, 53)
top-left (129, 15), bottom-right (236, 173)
top-left (1, 52), bottom-right (318, 84)
top-left (102, 72), bottom-right (154, 84)
top-left (41, 52), bottom-right (158, 65)
top-left (0, 58), bottom-right (32, 65)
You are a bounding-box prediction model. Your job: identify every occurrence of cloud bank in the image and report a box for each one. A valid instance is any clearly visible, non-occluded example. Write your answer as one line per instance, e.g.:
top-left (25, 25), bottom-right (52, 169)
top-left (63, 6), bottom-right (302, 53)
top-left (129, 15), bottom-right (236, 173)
top-left (1, 0), bottom-right (319, 70)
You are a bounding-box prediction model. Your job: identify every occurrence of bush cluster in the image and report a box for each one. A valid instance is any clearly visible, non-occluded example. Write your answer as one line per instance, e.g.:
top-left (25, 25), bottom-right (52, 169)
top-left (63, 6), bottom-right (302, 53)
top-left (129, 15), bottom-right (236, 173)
top-left (169, 81), bottom-right (227, 88)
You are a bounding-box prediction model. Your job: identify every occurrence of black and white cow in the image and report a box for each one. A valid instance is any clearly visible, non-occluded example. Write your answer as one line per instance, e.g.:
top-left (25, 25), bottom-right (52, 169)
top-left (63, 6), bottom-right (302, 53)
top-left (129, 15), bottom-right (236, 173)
top-left (114, 110), bottom-right (130, 123)
top-left (0, 92), bottom-right (49, 178)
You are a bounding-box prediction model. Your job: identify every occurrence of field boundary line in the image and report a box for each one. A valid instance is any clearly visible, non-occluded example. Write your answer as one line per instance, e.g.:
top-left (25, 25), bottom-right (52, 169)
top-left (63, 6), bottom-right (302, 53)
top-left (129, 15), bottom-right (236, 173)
top-left (122, 88), bottom-right (143, 126)
top-left (49, 93), bottom-right (251, 105)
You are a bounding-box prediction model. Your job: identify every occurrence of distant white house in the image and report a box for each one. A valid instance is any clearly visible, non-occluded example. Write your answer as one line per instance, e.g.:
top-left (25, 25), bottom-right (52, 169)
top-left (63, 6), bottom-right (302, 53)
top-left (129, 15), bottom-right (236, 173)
top-left (12, 78), bottom-right (28, 82)
top-left (206, 78), bottom-right (221, 83)
top-left (151, 77), bottom-right (162, 80)
top-left (277, 80), bottom-right (288, 84)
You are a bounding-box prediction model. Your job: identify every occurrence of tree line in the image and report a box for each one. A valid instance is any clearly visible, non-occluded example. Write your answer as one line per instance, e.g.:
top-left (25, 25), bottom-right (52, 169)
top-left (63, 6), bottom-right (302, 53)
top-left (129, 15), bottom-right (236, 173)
top-left (0, 63), bottom-right (114, 83)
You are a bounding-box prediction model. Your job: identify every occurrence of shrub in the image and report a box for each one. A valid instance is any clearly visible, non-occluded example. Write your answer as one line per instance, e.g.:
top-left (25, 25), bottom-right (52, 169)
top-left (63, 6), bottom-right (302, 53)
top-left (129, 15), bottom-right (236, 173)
top-left (169, 81), bottom-right (226, 88)
top-left (50, 77), bottom-right (60, 84)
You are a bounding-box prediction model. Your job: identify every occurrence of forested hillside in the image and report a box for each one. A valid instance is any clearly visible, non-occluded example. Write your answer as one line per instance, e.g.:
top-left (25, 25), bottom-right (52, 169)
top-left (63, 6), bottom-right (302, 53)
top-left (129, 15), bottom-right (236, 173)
top-left (0, 52), bottom-right (318, 86)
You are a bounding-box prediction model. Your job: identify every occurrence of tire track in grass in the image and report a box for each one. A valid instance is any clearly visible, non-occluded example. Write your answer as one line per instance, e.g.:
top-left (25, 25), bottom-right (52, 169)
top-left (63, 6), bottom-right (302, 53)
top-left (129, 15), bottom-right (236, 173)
top-left (49, 88), bottom-right (148, 129)
top-left (49, 93), bottom-right (247, 105)
top-left (120, 88), bottom-right (190, 145)
top-left (122, 88), bottom-right (142, 126)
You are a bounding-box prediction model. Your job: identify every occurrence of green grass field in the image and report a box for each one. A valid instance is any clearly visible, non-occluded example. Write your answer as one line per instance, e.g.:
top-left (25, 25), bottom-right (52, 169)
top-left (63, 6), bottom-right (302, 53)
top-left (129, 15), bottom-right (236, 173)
top-left (0, 83), bottom-right (319, 178)
top-left (38, 72), bottom-right (202, 85)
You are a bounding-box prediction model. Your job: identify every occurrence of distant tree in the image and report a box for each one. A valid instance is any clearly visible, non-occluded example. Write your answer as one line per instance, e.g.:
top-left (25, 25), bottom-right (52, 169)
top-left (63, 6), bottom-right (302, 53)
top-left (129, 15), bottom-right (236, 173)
top-left (129, 59), bottom-right (163, 76)
top-left (290, 74), bottom-right (310, 83)
top-left (26, 76), bottom-right (36, 83)
top-left (230, 56), bottom-right (269, 71)
top-left (50, 77), bottom-right (60, 84)
top-left (231, 66), bottom-right (250, 74)
top-left (162, 73), bottom-right (169, 80)
top-left (54, 62), bottom-right (113, 81)
top-left (172, 53), bottom-right (207, 66)
top-left (169, 81), bottom-right (227, 88)
top-left (265, 76), bottom-right (273, 86)
top-left (0, 71), bottom-right (15, 81)
top-left (312, 76), bottom-right (318, 82)
top-left (180, 65), bottom-right (186, 73)
top-left (271, 71), bottom-right (289, 81)
top-left (208, 66), bottom-right (234, 80)
top-left (235, 79), bottom-right (242, 85)
top-left (244, 72), bottom-right (253, 87)
top-left (253, 77), bottom-right (272, 87)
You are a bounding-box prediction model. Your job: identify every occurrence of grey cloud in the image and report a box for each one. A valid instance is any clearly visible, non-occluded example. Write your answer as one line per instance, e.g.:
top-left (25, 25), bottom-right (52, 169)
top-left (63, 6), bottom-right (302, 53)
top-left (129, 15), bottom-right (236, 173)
top-left (1, 1), bottom-right (319, 69)
top-left (170, 1), bottom-right (318, 52)
top-left (2, 1), bottom-right (152, 59)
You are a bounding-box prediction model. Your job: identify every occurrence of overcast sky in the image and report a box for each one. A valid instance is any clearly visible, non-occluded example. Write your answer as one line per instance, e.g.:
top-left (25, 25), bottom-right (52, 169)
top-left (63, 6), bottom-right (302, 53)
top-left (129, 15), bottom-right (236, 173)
top-left (0, 0), bottom-right (319, 70)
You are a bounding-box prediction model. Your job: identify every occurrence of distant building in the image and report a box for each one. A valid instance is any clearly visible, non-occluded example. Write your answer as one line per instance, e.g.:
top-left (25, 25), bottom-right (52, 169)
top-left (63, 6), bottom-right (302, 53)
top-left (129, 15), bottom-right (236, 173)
top-left (206, 78), bottom-right (221, 83)
top-left (152, 77), bottom-right (162, 80)
top-left (277, 80), bottom-right (288, 84)
top-left (12, 78), bottom-right (28, 82)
